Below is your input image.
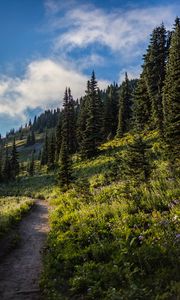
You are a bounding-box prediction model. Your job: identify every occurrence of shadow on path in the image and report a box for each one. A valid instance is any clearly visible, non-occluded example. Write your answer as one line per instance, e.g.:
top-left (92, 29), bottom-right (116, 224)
top-left (0, 200), bottom-right (49, 300)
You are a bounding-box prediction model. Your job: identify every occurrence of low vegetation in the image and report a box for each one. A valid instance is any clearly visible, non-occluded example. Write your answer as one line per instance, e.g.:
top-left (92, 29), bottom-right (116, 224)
top-left (41, 132), bottom-right (180, 299)
top-left (0, 196), bottom-right (34, 238)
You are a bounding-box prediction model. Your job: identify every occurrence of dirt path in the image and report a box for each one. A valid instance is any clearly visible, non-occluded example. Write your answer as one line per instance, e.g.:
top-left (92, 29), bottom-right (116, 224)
top-left (0, 200), bottom-right (49, 300)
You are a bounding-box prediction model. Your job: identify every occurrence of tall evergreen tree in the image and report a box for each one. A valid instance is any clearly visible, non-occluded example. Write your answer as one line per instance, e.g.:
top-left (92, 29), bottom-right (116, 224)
top-left (28, 152), bottom-right (35, 176)
top-left (163, 17), bottom-right (180, 160)
top-left (144, 24), bottom-right (168, 133)
top-left (41, 131), bottom-right (49, 166)
top-left (132, 74), bottom-right (151, 131)
top-left (58, 88), bottom-right (72, 188)
top-left (56, 113), bottom-right (62, 161)
top-left (125, 135), bottom-right (151, 183)
top-left (68, 88), bottom-right (77, 154)
top-left (48, 131), bottom-right (56, 170)
top-left (103, 84), bottom-right (119, 138)
top-left (77, 95), bottom-right (89, 148)
top-left (80, 71), bottom-right (103, 158)
top-left (10, 138), bottom-right (19, 180)
top-left (117, 73), bottom-right (131, 137)
top-left (2, 148), bottom-right (11, 182)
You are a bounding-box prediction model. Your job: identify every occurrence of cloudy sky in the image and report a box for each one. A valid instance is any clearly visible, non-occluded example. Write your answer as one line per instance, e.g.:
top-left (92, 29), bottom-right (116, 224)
top-left (0, 0), bottom-right (179, 135)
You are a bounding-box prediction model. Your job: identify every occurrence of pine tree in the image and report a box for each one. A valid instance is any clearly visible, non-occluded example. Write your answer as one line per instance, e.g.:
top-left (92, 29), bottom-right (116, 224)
top-left (2, 148), bottom-right (11, 182)
top-left (10, 138), bottom-right (19, 180)
top-left (59, 138), bottom-right (72, 188)
top-left (144, 24), bottom-right (168, 133)
top-left (103, 84), bottom-right (119, 138)
top-left (68, 88), bottom-right (77, 154)
top-left (77, 95), bottom-right (89, 148)
top-left (125, 135), bottom-right (151, 183)
top-left (28, 151), bottom-right (35, 176)
top-left (56, 113), bottom-right (62, 161)
top-left (163, 17), bottom-right (180, 160)
top-left (31, 129), bottom-right (35, 145)
top-left (58, 88), bottom-right (72, 188)
top-left (117, 73), bottom-right (131, 137)
top-left (80, 71), bottom-right (103, 158)
top-left (41, 131), bottom-right (49, 165)
top-left (47, 131), bottom-right (56, 170)
top-left (132, 74), bottom-right (151, 131)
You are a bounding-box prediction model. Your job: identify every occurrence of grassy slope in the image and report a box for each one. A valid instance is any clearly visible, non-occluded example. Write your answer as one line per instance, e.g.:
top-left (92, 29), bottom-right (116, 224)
top-left (0, 132), bottom-right (54, 238)
top-left (0, 196), bottom-right (34, 238)
top-left (41, 131), bottom-right (180, 300)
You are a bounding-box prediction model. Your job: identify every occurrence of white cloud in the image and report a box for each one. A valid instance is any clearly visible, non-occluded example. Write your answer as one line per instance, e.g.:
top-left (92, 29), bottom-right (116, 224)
top-left (0, 59), bottom-right (109, 120)
top-left (52, 4), bottom-right (177, 57)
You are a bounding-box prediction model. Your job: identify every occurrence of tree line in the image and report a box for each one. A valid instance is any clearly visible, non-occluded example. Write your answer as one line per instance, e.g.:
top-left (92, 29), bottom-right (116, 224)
top-left (0, 18), bottom-right (179, 185)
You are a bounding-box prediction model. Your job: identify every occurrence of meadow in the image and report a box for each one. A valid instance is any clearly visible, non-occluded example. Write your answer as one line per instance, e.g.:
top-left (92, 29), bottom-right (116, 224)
top-left (41, 131), bottom-right (180, 299)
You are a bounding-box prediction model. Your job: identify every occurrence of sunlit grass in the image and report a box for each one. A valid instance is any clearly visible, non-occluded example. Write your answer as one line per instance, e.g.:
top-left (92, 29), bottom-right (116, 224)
top-left (0, 196), bottom-right (34, 238)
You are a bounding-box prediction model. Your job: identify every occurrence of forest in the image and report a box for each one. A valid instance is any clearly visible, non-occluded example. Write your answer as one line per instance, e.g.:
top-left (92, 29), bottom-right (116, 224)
top-left (0, 17), bottom-right (179, 300)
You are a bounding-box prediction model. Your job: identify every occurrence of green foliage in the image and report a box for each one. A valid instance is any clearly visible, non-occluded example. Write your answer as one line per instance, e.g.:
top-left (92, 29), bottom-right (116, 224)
top-left (0, 197), bottom-right (34, 238)
top-left (41, 131), bottom-right (180, 300)
top-left (117, 73), bottom-right (132, 137)
top-left (80, 71), bottom-right (103, 158)
top-left (163, 17), bottom-right (180, 163)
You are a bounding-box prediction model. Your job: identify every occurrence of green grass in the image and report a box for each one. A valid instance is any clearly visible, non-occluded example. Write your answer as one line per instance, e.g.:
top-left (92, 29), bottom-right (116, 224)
top-left (0, 196), bottom-right (34, 238)
top-left (41, 131), bottom-right (180, 299)
top-left (0, 173), bottom-right (56, 199)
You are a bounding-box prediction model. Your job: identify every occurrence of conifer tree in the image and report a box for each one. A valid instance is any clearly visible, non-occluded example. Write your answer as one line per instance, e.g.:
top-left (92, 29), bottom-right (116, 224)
top-left (103, 84), bottom-right (119, 138)
top-left (80, 71), bottom-right (103, 158)
top-left (144, 24), bottom-right (167, 133)
top-left (77, 95), bottom-right (89, 148)
top-left (117, 73), bottom-right (131, 137)
top-left (58, 88), bottom-right (72, 187)
top-left (28, 152), bottom-right (35, 176)
top-left (68, 88), bottom-right (77, 154)
top-left (56, 113), bottom-right (62, 161)
top-left (125, 135), bottom-right (151, 183)
top-left (163, 17), bottom-right (180, 160)
top-left (132, 74), bottom-right (151, 131)
top-left (10, 138), bottom-right (19, 180)
top-left (41, 131), bottom-right (49, 165)
top-left (48, 131), bottom-right (56, 170)
top-left (2, 148), bottom-right (11, 182)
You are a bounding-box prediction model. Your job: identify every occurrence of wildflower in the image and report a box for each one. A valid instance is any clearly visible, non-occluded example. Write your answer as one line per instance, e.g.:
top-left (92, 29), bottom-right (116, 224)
top-left (175, 234), bottom-right (180, 241)
top-left (138, 235), bottom-right (144, 241)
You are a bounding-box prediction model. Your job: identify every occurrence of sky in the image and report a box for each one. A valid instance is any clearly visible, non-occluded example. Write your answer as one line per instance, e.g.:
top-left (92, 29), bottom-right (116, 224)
top-left (0, 0), bottom-right (179, 136)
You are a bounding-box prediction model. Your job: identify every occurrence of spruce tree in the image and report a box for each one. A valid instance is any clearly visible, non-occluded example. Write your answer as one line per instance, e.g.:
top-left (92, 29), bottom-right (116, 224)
top-left (47, 131), bottom-right (56, 170)
top-left (2, 148), bottom-right (11, 182)
top-left (125, 135), bottom-right (151, 183)
top-left (68, 88), bottom-right (77, 154)
top-left (41, 131), bottom-right (49, 165)
top-left (103, 84), bottom-right (119, 138)
top-left (163, 17), bottom-right (180, 160)
top-left (117, 73), bottom-right (131, 137)
top-left (132, 74), bottom-right (151, 131)
top-left (56, 113), bottom-right (62, 161)
top-left (80, 71), bottom-right (103, 158)
top-left (58, 88), bottom-right (72, 188)
top-left (28, 152), bottom-right (35, 176)
top-left (10, 138), bottom-right (19, 180)
top-left (144, 24), bottom-right (168, 133)
top-left (77, 95), bottom-right (89, 148)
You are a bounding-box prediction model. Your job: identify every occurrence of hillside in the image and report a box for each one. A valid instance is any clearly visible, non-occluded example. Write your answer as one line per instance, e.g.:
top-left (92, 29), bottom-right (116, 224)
top-left (39, 130), bottom-right (180, 300)
top-left (0, 16), bottom-right (180, 300)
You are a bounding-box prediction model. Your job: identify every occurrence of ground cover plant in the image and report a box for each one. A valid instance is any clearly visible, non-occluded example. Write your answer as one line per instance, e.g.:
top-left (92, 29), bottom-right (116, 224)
top-left (41, 132), bottom-right (180, 300)
top-left (0, 196), bottom-right (34, 238)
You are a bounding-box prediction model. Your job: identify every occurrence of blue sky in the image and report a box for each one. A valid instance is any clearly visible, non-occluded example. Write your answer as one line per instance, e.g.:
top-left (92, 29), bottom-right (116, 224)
top-left (0, 0), bottom-right (179, 136)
